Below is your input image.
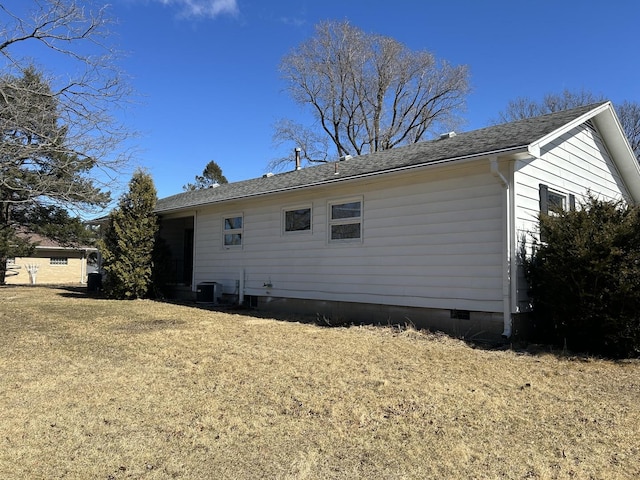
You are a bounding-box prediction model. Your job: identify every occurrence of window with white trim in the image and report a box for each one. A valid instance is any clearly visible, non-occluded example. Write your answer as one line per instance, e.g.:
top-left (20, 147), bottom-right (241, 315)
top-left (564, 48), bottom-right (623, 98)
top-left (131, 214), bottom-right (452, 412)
top-left (50, 257), bottom-right (68, 265)
top-left (223, 215), bottom-right (243, 247)
top-left (539, 184), bottom-right (576, 242)
top-left (328, 198), bottom-right (362, 242)
top-left (283, 206), bottom-right (312, 234)
top-left (539, 184), bottom-right (575, 216)
top-left (547, 191), bottom-right (566, 214)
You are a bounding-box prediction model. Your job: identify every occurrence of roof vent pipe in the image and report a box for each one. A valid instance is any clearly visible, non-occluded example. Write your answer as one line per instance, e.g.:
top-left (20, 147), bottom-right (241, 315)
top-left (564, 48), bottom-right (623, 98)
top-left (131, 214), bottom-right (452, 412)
top-left (295, 147), bottom-right (301, 171)
top-left (439, 131), bottom-right (457, 140)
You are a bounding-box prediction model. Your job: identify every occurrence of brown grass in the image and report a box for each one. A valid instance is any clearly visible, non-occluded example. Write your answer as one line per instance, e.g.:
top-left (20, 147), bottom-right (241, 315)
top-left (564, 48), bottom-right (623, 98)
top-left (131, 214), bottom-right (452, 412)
top-left (0, 286), bottom-right (638, 479)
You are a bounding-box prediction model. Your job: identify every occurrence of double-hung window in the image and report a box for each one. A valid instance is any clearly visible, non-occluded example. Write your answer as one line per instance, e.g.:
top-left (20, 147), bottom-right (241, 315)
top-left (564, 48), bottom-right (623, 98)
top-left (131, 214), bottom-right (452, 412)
top-left (223, 215), bottom-right (243, 247)
top-left (328, 198), bottom-right (362, 243)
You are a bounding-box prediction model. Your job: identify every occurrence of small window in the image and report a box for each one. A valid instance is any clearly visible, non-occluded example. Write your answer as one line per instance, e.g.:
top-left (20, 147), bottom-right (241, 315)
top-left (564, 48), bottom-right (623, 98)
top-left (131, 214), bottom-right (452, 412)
top-left (284, 206), bottom-right (311, 233)
top-left (547, 191), bottom-right (566, 214)
top-left (6, 257), bottom-right (15, 265)
top-left (539, 184), bottom-right (574, 216)
top-left (329, 198), bottom-right (362, 242)
top-left (223, 215), bottom-right (243, 247)
top-left (50, 257), bottom-right (68, 265)
top-left (539, 184), bottom-right (576, 242)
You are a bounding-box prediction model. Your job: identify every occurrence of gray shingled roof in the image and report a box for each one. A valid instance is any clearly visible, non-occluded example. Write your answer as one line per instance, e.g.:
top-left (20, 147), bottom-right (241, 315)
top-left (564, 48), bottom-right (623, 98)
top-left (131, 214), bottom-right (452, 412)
top-left (156, 103), bottom-right (604, 213)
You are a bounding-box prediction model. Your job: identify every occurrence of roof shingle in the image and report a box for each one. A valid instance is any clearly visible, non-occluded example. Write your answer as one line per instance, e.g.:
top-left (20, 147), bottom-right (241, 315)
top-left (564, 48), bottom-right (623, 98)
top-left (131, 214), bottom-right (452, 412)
top-left (156, 103), bottom-right (604, 213)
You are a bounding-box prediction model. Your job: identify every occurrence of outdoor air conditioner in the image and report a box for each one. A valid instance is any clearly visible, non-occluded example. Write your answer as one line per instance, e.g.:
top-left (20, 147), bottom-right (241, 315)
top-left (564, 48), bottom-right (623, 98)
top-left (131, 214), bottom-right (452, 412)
top-left (196, 282), bottom-right (222, 304)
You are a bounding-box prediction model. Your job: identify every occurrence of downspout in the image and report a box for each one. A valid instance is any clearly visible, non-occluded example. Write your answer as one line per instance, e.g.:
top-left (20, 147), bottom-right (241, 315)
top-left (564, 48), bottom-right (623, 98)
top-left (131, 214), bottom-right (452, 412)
top-left (490, 157), bottom-right (513, 338)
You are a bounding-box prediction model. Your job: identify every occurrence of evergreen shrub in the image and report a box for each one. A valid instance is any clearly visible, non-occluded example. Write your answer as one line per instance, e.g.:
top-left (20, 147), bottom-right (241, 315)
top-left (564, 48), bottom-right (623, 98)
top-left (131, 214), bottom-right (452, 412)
top-left (525, 195), bottom-right (640, 358)
top-left (100, 170), bottom-right (158, 299)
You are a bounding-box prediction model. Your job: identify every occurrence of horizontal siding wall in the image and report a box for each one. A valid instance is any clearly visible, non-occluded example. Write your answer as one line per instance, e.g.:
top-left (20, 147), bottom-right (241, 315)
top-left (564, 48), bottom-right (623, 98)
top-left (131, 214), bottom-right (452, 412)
top-left (193, 161), bottom-right (504, 313)
top-left (515, 123), bottom-right (626, 240)
top-left (513, 122), bottom-right (628, 309)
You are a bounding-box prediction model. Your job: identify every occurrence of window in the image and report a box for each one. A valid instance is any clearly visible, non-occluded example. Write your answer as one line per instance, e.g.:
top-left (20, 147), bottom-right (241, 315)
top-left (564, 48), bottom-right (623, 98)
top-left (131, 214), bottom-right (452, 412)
top-left (547, 191), bottom-right (566, 214)
top-left (539, 184), bottom-right (576, 242)
top-left (50, 257), bottom-right (68, 265)
top-left (539, 184), bottom-right (575, 215)
top-left (283, 206), bottom-right (311, 233)
top-left (223, 215), bottom-right (243, 247)
top-left (6, 257), bottom-right (15, 265)
top-left (329, 198), bottom-right (362, 242)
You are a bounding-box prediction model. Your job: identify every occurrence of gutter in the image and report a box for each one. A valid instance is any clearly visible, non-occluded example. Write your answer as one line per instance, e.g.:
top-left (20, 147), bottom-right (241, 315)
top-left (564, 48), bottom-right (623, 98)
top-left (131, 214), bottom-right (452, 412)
top-left (490, 157), bottom-right (513, 338)
top-left (156, 145), bottom-right (529, 215)
top-left (33, 245), bottom-right (98, 251)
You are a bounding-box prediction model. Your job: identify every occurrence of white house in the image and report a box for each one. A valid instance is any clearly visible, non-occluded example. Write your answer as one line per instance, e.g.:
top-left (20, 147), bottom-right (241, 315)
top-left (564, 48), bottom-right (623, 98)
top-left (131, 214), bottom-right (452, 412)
top-left (155, 102), bottom-right (640, 340)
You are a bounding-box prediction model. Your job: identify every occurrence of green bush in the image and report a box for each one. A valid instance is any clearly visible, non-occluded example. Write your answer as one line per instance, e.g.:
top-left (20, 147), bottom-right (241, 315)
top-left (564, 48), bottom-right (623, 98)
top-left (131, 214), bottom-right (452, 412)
top-left (525, 195), bottom-right (640, 358)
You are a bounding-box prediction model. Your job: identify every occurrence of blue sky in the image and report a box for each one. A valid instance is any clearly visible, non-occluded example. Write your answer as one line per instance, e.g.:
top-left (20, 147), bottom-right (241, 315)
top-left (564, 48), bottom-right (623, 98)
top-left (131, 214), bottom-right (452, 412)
top-left (12, 0), bottom-right (640, 200)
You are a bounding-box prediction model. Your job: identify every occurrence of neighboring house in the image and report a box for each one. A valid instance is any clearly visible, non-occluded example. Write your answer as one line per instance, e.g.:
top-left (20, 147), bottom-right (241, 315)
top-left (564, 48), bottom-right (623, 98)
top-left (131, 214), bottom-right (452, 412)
top-left (155, 102), bottom-right (640, 340)
top-left (5, 232), bottom-right (97, 285)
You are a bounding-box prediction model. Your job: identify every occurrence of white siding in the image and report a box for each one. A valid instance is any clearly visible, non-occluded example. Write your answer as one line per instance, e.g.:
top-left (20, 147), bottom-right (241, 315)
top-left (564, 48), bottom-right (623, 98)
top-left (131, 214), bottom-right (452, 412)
top-left (513, 122), bottom-right (630, 309)
top-left (515, 122), bottom-right (626, 241)
top-left (193, 161), bottom-right (504, 313)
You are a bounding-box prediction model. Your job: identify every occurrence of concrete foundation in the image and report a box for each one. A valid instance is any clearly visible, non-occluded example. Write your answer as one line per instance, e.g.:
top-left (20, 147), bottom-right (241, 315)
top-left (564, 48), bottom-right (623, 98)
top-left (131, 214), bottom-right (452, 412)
top-left (255, 296), bottom-right (506, 343)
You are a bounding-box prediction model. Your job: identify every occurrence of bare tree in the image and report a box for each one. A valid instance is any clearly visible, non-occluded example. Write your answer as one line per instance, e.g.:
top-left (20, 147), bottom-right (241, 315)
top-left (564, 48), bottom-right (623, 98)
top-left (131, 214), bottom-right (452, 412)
top-left (272, 20), bottom-right (469, 170)
top-left (494, 89), bottom-right (640, 162)
top-left (0, 1), bottom-right (132, 177)
top-left (493, 89), bottom-right (605, 123)
top-left (616, 100), bottom-right (640, 160)
top-left (0, 0), bottom-right (133, 283)
top-left (271, 119), bottom-right (332, 168)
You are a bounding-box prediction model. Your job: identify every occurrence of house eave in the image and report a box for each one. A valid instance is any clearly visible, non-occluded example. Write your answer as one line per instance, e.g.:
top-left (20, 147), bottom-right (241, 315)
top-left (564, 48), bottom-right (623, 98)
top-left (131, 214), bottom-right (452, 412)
top-left (527, 101), bottom-right (640, 202)
top-left (155, 145), bottom-right (529, 215)
top-left (528, 102), bottom-right (611, 152)
top-left (33, 245), bottom-right (98, 252)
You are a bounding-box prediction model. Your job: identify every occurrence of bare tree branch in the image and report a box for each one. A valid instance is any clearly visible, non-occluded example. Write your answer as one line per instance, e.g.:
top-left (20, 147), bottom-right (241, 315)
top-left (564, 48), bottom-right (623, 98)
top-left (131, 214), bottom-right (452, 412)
top-left (0, 0), bottom-right (135, 282)
top-left (492, 89), bottom-right (605, 124)
top-left (269, 119), bottom-right (330, 171)
top-left (616, 100), bottom-right (640, 160)
top-left (277, 20), bottom-right (469, 168)
top-left (493, 89), bottom-right (640, 163)
top-left (0, 0), bottom-right (133, 195)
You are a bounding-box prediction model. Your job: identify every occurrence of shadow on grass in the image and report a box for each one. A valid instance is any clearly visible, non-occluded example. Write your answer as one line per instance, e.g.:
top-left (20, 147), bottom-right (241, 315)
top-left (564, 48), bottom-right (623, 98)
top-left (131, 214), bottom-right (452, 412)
top-left (55, 285), bottom-right (108, 300)
top-left (2, 284), bottom-right (99, 298)
top-left (50, 285), bottom-right (299, 321)
top-left (47, 285), bottom-right (620, 361)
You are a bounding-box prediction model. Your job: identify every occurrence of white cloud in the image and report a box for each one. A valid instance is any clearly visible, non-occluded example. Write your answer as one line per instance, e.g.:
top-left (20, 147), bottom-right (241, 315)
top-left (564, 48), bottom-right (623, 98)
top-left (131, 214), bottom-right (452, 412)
top-left (279, 16), bottom-right (306, 27)
top-left (158, 0), bottom-right (239, 19)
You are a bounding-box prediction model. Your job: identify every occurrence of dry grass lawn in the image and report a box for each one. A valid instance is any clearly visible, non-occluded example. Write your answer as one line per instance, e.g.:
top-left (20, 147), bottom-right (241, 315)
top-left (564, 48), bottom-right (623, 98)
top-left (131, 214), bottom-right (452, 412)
top-left (0, 286), bottom-right (638, 479)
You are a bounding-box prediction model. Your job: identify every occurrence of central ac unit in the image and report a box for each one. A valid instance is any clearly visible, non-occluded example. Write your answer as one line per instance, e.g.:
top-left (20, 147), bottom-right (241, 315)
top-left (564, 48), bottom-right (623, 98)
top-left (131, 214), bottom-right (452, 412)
top-left (196, 282), bottom-right (222, 304)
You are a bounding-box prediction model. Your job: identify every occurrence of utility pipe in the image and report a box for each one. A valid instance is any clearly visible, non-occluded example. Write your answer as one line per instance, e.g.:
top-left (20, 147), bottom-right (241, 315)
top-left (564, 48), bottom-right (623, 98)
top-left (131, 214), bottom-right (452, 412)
top-left (239, 268), bottom-right (245, 305)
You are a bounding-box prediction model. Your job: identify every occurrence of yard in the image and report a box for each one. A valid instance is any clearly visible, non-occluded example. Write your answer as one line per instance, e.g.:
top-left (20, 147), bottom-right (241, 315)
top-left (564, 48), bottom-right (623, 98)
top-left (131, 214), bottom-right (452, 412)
top-left (0, 286), bottom-right (638, 479)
